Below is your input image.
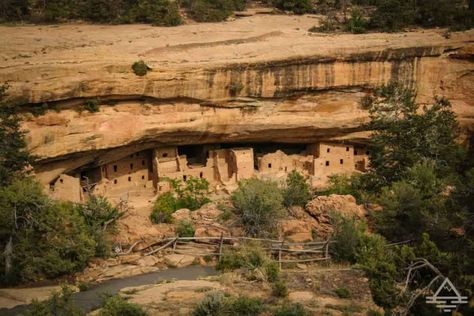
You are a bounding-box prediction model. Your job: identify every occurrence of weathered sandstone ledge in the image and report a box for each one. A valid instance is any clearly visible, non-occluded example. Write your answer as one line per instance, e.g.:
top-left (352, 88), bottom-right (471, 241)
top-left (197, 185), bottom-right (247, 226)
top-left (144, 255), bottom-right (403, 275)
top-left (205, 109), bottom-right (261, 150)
top-left (0, 15), bottom-right (473, 183)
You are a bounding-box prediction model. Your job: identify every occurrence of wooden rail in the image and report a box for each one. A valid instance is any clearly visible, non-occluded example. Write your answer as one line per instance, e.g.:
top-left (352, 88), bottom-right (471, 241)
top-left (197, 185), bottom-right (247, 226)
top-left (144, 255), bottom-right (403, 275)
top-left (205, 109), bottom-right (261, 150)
top-left (126, 236), bottom-right (332, 267)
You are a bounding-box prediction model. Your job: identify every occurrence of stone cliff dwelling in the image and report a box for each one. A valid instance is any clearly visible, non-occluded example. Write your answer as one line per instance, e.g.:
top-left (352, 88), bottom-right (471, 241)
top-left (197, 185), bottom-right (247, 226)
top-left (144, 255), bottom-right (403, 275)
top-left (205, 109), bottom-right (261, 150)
top-left (49, 142), bottom-right (368, 202)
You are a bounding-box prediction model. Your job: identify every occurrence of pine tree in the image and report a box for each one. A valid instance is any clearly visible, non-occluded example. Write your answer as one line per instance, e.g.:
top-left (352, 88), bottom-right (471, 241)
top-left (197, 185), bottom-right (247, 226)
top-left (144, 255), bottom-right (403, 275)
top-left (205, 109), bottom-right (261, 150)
top-left (0, 84), bottom-right (34, 186)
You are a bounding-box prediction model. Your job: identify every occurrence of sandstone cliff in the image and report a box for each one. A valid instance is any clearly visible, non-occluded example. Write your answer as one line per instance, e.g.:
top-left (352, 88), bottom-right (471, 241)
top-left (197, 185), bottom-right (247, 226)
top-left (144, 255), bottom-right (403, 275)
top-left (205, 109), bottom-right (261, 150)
top-left (0, 15), bottom-right (473, 183)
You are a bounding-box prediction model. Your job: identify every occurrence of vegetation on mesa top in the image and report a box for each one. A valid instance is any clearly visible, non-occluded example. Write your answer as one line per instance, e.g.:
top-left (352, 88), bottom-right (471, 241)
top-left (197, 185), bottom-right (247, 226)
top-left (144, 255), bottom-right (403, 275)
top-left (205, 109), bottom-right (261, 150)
top-left (1, 0), bottom-right (472, 31)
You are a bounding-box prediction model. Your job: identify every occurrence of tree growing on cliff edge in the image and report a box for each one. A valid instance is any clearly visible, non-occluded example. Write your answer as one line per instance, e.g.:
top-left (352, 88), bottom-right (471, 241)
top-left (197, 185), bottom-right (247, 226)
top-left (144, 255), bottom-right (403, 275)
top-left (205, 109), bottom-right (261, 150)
top-left (366, 83), bottom-right (464, 189)
top-left (0, 84), bottom-right (34, 187)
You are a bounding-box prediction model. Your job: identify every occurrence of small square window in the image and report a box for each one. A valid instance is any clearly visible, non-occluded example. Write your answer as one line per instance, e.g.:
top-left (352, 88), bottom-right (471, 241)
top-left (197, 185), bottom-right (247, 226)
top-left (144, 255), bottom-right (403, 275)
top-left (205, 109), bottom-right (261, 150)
top-left (114, 179), bottom-right (118, 184)
top-left (141, 175), bottom-right (145, 180)
top-left (113, 165), bottom-right (118, 172)
top-left (268, 163), bottom-right (272, 168)
top-left (327, 148), bottom-right (330, 153)
top-left (340, 159), bottom-right (344, 164)
top-left (346, 147), bottom-right (349, 151)
top-left (325, 161), bottom-right (330, 166)
top-left (128, 176), bottom-right (131, 182)
top-left (163, 153), bottom-right (168, 158)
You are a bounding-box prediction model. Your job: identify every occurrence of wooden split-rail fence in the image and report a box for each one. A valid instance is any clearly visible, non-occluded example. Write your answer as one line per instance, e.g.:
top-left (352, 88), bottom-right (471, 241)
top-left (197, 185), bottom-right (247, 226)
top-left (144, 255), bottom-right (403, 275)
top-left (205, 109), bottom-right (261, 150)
top-left (124, 235), bottom-right (332, 269)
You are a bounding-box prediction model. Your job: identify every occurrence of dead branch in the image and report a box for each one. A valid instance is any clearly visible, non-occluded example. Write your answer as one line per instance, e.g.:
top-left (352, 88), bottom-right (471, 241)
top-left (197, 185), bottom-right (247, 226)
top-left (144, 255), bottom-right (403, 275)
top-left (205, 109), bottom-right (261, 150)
top-left (117, 239), bottom-right (144, 256)
top-left (145, 238), bottom-right (177, 256)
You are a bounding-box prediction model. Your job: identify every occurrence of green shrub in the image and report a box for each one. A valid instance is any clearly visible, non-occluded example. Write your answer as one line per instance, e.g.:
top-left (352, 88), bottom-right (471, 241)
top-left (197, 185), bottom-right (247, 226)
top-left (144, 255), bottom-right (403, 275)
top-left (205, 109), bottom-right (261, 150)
top-left (76, 195), bottom-right (123, 257)
top-left (346, 6), bottom-right (367, 34)
top-left (216, 241), bottom-right (266, 271)
top-left (171, 177), bottom-right (211, 211)
top-left (176, 220), bottom-right (195, 237)
top-left (231, 178), bottom-right (285, 237)
top-left (21, 285), bottom-right (83, 316)
top-left (83, 98), bottom-right (100, 113)
top-left (334, 287), bottom-right (351, 299)
top-left (99, 295), bottom-right (148, 316)
top-left (272, 0), bottom-right (312, 14)
top-left (216, 241), bottom-right (279, 281)
top-left (228, 296), bottom-right (264, 315)
top-left (192, 292), bottom-right (226, 316)
top-left (78, 282), bottom-right (90, 292)
top-left (150, 192), bottom-right (177, 224)
top-left (369, 0), bottom-right (416, 31)
top-left (329, 215), bottom-right (365, 263)
top-left (187, 0), bottom-right (246, 22)
top-left (132, 60), bottom-right (148, 76)
top-left (273, 303), bottom-right (307, 316)
top-left (0, 179), bottom-right (96, 285)
top-left (192, 293), bottom-right (263, 316)
top-left (272, 279), bottom-right (289, 297)
top-left (130, 0), bottom-right (183, 26)
top-left (309, 15), bottom-right (338, 33)
top-left (264, 261), bottom-right (280, 282)
top-left (283, 170), bottom-right (311, 207)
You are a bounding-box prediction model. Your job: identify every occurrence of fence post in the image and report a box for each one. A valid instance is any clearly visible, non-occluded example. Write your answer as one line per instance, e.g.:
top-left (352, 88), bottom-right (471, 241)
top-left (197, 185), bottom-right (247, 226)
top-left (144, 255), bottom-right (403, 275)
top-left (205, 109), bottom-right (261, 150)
top-left (218, 232), bottom-right (224, 261)
top-left (278, 240), bottom-right (285, 271)
top-left (172, 237), bottom-right (178, 252)
top-left (324, 238), bottom-right (330, 259)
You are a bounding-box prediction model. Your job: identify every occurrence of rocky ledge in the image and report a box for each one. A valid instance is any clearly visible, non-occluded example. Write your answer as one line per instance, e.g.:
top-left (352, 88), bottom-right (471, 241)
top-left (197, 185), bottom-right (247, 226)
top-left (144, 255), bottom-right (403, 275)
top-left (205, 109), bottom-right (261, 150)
top-left (0, 15), bottom-right (473, 181)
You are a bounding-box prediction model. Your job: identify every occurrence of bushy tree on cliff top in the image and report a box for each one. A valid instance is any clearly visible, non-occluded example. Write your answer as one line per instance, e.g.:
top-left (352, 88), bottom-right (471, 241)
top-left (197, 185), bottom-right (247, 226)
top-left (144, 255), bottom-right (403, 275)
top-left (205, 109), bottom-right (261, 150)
top-left (0, 84), bottom-right (34, 187)
top-left (366, 83), bottom-right (464, 189)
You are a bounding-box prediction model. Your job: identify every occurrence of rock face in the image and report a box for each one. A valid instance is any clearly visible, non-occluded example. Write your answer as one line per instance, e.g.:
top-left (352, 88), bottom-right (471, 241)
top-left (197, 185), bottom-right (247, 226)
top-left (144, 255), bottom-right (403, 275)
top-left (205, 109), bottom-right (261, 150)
top-left (305, 194), bottom-right (366, 238)
top-left (0, 16), bottom-right (472, 183)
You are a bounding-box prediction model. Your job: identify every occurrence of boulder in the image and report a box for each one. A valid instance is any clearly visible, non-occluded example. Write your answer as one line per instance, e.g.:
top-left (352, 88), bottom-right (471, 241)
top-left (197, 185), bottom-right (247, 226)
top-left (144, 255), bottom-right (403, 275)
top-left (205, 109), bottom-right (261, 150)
top-left (191, 203), bottom-right (222, 222)
top-left (305, 194), bottom-right (365, 219)
top-left (304, 194), bottom-right (366, 238)
top-left (194, 224), bottom-right (230, 238)
top-left (172, 208), bottom-right (192, 222)
top-left (164, 254), bottom-right (195, 268)
top-left (279, 219), bottom-right (313, 242)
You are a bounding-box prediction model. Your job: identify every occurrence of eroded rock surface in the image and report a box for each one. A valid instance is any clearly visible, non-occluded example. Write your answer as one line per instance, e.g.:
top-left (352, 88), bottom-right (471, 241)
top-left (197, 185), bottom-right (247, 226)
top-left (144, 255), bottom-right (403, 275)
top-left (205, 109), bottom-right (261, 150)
top-left (0, 15), bottom-right (472, 182)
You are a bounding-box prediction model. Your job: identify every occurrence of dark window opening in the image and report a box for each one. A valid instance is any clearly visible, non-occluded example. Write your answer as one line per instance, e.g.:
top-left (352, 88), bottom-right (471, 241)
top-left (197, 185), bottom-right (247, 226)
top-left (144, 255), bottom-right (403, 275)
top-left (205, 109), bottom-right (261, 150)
top-left (200, 172), bottom-right (203, 178)
top-left (59, 179), bottom-right (64, 184)
top-left (340, 159), bottom-right (344, 164)
top-left (354, 150), bottom-right (358, 155)
top-left (128, 176), bottom-right (131, 182)
top-left (113, 165), bottom-right (118, 172)
top-left (285, 167), bottom-right (288, 172)
top-left (130, 154), bottom-right (133, 158)
top-left (183, 175), bottom-right (187, 181)
top-left (366, 151), bottom-right (370, 155)
top-left (268, 163), bottom-right (272, 168)
top-left (130, 163), bottom-right (134, 170)
top-left (142, 160), bottom-right (145, 166)
top-left (327, 148), bottom-right (330, 153)
top-left (325, 161), bottom-right (330, 166)
top-left (162, 153), bottom-right (168, 158)
top-left (114, 179), bottom-right (118, 184)
top-left (346, 147), bottom-right (349, 151)
top-left (141, 175), bottom-right (145, 180)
